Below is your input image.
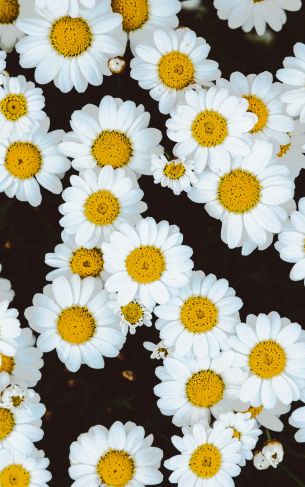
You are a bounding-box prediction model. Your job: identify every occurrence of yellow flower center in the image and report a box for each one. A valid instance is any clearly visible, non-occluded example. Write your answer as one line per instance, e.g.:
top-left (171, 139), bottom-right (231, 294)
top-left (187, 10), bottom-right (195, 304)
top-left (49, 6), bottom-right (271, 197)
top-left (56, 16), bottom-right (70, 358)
top-left (11, 395), bottom-right (23, 408)
top-left (163, 161), bottom-right (186, 180)
top-left (253, 0), bottom-right (265, 2)
top-left (84, 190), bottom-right (120, 226)
top-left (92, 131), bottom-right (133, 169)
top-left (180, 296), bottom-right (218, 333)
top-left (232, 428), bottom-right (241, 440)
top-left (50, 16), bottom-right (92, 57)
top-left (121, 301), bottom-right (144, 325)
top-left (246, 405), bottom-right (264, 418)
top-left (5, 142), bottom-right (42, 180)
top-left (0, 408), bottom-right (15, 441)
top-left (192, 110), bottom-right (228, 147)
top-left (189, 444), bottom-right (222, 479)
top-left (125, 246), bottom-right (165, 284)
top-left (277, 143), bottom-right (291, 158)
top-left (243, 95), bottom-right (268, 133)
top-left (0, 464), bottom-right (30, 487)
top-left (158, 52), bottom-right (195, 90)
top-left (97, 449), bottom-right (135, 486)
top-left (70, 247), bottom-right (104, 278)
top-left (0, 94), bottom-right (27, 121)
top-left (249, 340), bottom-right (286, 379)
top-left (0, 0), bottom-right (19, 24)
top-left (111, 0), bottom-right (149, 32)
top-left (218, 169), bottom-right (261, 214)
top-left (186, 370), bottom-right (225, 408)
top-left (0, 354), bottom-right (14, 374)
top-left (57, 306), bottom-right (96, 345)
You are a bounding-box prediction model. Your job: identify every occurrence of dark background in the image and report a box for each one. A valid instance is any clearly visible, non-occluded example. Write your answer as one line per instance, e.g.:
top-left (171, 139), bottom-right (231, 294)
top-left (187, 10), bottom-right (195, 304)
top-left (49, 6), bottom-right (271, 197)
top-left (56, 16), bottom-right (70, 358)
top-left (3, 0), bottom-right (305, 485)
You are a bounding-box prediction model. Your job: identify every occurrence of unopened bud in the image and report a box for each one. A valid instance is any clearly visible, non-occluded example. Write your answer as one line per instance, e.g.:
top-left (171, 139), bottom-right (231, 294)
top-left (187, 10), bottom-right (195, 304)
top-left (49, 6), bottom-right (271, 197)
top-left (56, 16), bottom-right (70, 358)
top-left (108, 57), bottom-right (126, 74)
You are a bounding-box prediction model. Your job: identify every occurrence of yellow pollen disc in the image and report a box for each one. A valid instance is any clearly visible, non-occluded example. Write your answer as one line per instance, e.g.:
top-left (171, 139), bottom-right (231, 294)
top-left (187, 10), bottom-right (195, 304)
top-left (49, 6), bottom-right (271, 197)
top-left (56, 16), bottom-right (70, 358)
top-left (0, 408), bottom-right (15, 441)
top-left (186, 370), bottom-right (225, 408)
top-left (11, 395), bottom-right (23, 408)
top-left (84, 190), bottom-right (120, 226)
top-left (192, 110), bottom-right (228, 147)
top-left (232, 428), bottom-right (241, 440)
top-left (0, 0), bottom-right (19, 24)
top-left (5, 142), bottom-right (42, 180)
top-left (246, 405), bottom-right (263, 418)
top-left (57, 306), bottom-right (96, 345)
top-left (97, 449), bottom-right (135, 486)
top-left (50, 16), bottom-right (92, 57)
top-left (111, 0), bottom-right (149, 32)
top-left (163, 161), bottom-right (186, 180)
top-left (0, 464), bottom-right (30, 487)
top-left (249, 340), bottom-right (286, 379)
top-left (180, 296), bottom-right (218, 334)
top-left (125, 246), bottom-right (165, 284)
top-left (91, 131), bottom-right (133, 169)
top-left (277, 143), bottom-right (291, 158)
top-left (218, 169), bottom-right (261, 214)
top-left (158, 51), bottom-right (195, 90)
top-left (0, 94), bottom-right (27, 121)
top-left (121, 301), bottom-right (143, 325)
top-left (0, 354), bottom-right (14, 374)
top-left (189, 444), bottom-right (222, 479)
top-left (243, 95), bottom-right (269, 133)
top-left (70, 247), bottom-right (104, 278)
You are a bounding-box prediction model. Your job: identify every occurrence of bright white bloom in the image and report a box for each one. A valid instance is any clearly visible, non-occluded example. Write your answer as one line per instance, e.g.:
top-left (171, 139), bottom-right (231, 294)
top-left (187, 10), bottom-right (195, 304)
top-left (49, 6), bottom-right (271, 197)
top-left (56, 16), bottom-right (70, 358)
top-left (59, 96), bottom-right (162, 176)
top-left (0, 385), bottom-right (38, 410)
top-left (213, 0), bottom-right (301, 36)
top-left (253, 450), bottom-right (270, 470)
top-left (25, 275), bottom-right (126, 373)
top-left (229, 399), bottom-right (290, 432)
top-left (16, 3), bottom-right (126, 93)
top-left (143, 340), bottom-right (170, 360)
top-left (262, 440), bottom-right (284, 468)
top-left (275, 121), bottom-right (305, 179)
top-left (165, 421), bottom-right (241, 486)
top-left (155, 270), bottom-right (243, 359)
top-left (69, 421), bottom-right (163, 486)
top-left (151, 154), bottom-right (197, 195)
top-left (0, 0), bottom-right (34, 52)
top-left (0, 264), bottom-right (14, 303)
top-left (289, 406), bottom-right (305, 442)
top-left (0, 50), bottom-right (6, 84)
top-left (188, 140), bottom-right (294, 254)
top-left (130, 28), bottom-right (220, 114)
top-left (35, 0), bottom-right (96, 17)
top-left (0, 300), bottom-right (21, 357)
top-left (108, 294), bottom-right (153, 336)
top-left (103, 217), bottom-right (194, 308)
top-left (230, 312), bottom-right (305, 409)
top-left (166, 87), bottom-right (257, 174)
top-left (59, 166), bottom-right (146, 248)
top-left (0, 448), bottom-right (51, 486)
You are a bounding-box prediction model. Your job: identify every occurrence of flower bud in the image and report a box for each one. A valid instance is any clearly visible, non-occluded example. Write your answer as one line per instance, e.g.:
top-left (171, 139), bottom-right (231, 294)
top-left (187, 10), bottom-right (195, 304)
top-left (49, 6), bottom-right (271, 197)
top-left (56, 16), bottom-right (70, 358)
top-left (253, 450), bottom-right (270, 470)
top-left (262, 440), bottom-right (284, 468)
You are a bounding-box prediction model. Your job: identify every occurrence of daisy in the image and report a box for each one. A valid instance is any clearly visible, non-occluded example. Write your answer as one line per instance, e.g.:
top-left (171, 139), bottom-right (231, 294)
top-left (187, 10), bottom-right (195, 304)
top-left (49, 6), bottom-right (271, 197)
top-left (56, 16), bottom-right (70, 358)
top-left (16, 3), bottom-right (126, 93)
top-left (154, 352), bottom-right (246, 426)
top-left (0, 0), bottom-right (33, 52)
top-left (59, 95), bottom-right (163, 176)
top-left (59, 166), bottom-right (146, 248)
top-left (229, 311), bottom-right (305, 409)
top-left (0, 299), bottom-right (21, 358)
top-left (0, 50), bottom-right (6, 83)
top-left (289, 406), bottom-right (305, 442)
top-left (103, 217), bottom-right (194, 308)
top-left (0, 263), bottom-right (14, 303)
top-left (69, 420), bottom-right (163, 486)
top-left (166, 86), bottom-right (257, 175)
top-left (0, 118), bottom-right (70, 207)
top-left (151, 153), bottom-right (198, 195)
top-left (0, 448), bottom-right (51, 486)
top-left (229, 399), bottom-right (290, 432)
top-left (143, 340), bottom-right (170, 359)
top-left (217, 71), bottom-right (295, 145)
top-left (25, 275), bottom-right (126, 373)
top-left (165, 421), bottom-right (241, 486)
top-left (108, 293), bottom-right (153, 336)
top-left (0, 385), bottom-right (39, 410)
top-left (275, 121), bottom-right (305, 179)
top-left (188, 139), bottom-right (295, 253)
top-left (130, 27), bottom-right (220, 114)
top-left (35, 0), bottom-right (96, 17)
top-left (213, 0), bottom-right (301, 36)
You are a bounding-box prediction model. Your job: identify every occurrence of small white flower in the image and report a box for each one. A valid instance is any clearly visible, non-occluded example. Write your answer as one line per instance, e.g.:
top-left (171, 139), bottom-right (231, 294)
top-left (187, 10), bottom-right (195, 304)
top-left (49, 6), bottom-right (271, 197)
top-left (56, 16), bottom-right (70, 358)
top-left (275, 121), bottom-right (305, 179)
top-left (253, 450), bottom-right (270, 470)
top-left (143, 340), bottom-right (170, 360)
top-left (262, 440), bottom-right (284, 468)
top-left (0, 384), bottom-right (36, 409)
top-left (0, 0), bottom-right (34, 52)
top-left (151, 153), bottom-right (197, 195)
top-left (0, 50), bottom-right (6, 84)
top-left (289, 406), bottom-right (305, 442)
top-left (108, 293), bottom-right (153, 336)
top-left (0, 300), bottom-right (21, 357)
top-left (228, 399), bottom-right (290, 432)
top-left (0, 447), bottom-right (51, 486)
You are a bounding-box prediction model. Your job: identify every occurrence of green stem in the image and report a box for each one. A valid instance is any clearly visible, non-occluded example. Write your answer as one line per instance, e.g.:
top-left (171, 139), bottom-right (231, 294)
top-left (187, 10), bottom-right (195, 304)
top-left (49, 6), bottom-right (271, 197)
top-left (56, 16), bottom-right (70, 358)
top-left (265, 428), bottom-right (272, 440)
top-left (280, 465), bottom-right (305, 487)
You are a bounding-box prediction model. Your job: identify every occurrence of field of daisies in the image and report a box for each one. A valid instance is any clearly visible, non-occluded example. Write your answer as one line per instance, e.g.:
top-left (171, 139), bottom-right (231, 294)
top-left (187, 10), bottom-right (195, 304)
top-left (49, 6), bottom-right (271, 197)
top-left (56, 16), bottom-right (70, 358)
top-left (1, 0), bottom-right (305, 486)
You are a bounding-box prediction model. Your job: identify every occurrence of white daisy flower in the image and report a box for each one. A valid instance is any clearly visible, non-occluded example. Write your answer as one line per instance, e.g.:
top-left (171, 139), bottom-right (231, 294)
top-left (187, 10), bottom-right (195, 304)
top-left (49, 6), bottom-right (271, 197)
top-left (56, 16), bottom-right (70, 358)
top-left (275, 121), bottom-right (305, 179)
top-left (59, 166), bottom-right (146, 248)
top-left (155, 270), bottom-right (243, 359)
top-left (69, 420), bottom-right (163, 486)
top-left (16, 3), bottom-right (126, 93)
top-left (59, 95), bottom-right (162, 176)
top-left (143, 340), bottom-right (170, 360)
top-left (165, 421), bottom-right (241, 486)
top-left (0, 0), bottom-right (34, 52)
top-left (228, 399), bottom-right (290, 432)
top-left (229, 311), bottom-right (305, 409)
top-left (0, 264), bottom-right (14, 303)
top-left (0, 384), bottom-right (38, 410)
top-left (0, 300), bottom-right (21, 357)
top-left (35, 0), bottom-right (96, 17)
top-left (213, 0), bottom-right (301, 36)
top-left (130, 27), bottom-right (220, 115)
top-left (0, 50), bottom-right (6, 83)
top-left (217, 71), bottom-right (295, 145)
top-left (0, 75), bottom-right (45, 139)
top-left (154, 352), bottom-right (246, 426)
top-left (166, 87), bottom-right (257, 175)
top-left (262, 440), bottom-right (284, 468)
top-left (188, 140), bottom-right (295, 253)
top-left (0, 448), bottom-right (51, 486)
top-left (289, 406), bottom-right (305, 442)
top-left (25, 275), bottom-right (126, 373)
top-left (108, 294), bottom-right (152, 336)
top-left (103, 217), bottom-right (194, 308)
top-left (0, 118), bottom-right (70, 207)
top-left (151, 153), bottom-right (198, 195)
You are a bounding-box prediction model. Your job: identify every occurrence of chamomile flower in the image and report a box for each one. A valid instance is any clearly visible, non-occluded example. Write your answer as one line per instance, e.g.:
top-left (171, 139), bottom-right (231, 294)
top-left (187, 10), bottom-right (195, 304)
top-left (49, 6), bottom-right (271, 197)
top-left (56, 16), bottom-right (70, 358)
top-left (69, 421), bottom-right (163, 486)
top-left (166, 87), bottom-right (257, 174)
top-left (103, 217), bottom-right (193, 308)
top-left (16, 3), bottom-right (126, 93)
top-left (130, 28), bottom-right (220, 114)
top-left (59, 166), bottom-right (146, 248)
top-left (143, 340), bottom-right (170, 359)
top-left (59, 96), bottom-right (162, 176)
top-left (0, 385), bottom-right (38, 410)
top-left (25, 275), bottom-right (126, 373)
top-left (0, 50), bottom-right (6, 83)
top-left (155, 270), bottom-right (243, 359)
top-left (229, 312), bottom-right (305, 409)
top-left (0, 0), bottom-right (33, 52)
top-left (0, 448), bottom-right (51, 486)
top-left (188, 140), bottom-right (294, 253)
top-left (35, 0), bottom-right (96, 17)
top-left (229, 399), bottom-right (290, 432)
top-left (289, 406), bottom-right (305, 442)
top-left (213, 0), bottom-right (301, 36)
top-left (275, 121), bottom-right (305, 179)
top-left (154, 352), bottom-right (246, 426)
top-left (0, 300), bottom-right (21, 357)
top-left (0, 264), bottom-right (14, 303)
top-left (108, 294), bottom-right (152, 336)
top-left (151, 154), bottom-right (197, 195)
